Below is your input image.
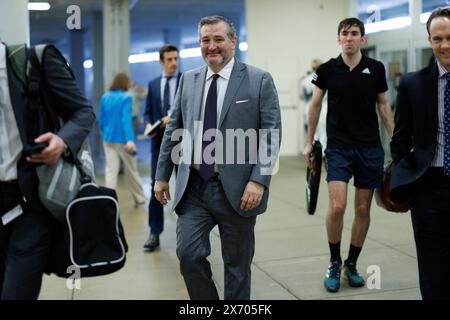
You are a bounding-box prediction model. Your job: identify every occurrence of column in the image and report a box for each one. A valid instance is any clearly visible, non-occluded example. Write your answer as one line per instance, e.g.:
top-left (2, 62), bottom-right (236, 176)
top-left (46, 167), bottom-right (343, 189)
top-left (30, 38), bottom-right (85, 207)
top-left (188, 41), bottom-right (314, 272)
top-left (103, 0), bottom-right (130, 88)
top-left (69, 30), bottom-right (85, 94)
top-left (409, 0), bottom-right (423, 72)
top-left (91, 11), bottom-right (105, 171)
top-left (0, 0), bottom-right (29, 45)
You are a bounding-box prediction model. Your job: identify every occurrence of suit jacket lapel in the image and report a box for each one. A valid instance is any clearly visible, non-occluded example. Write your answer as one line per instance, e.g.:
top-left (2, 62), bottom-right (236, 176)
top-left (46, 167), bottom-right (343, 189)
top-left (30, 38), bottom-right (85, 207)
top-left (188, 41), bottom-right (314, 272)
top-left (428, 63), bottom-right (439, 140)
top-left (218, 59), bottom-right (246, 128)
top-left (6, 58), bottom-right (27, 146)
top-left (193, 67), bottom-right (207, 123)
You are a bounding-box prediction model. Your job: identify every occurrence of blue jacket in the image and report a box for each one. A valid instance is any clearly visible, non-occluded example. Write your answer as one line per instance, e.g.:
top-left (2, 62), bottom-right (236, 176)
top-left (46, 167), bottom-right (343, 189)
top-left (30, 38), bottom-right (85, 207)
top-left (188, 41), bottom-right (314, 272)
top-left (99, 89), bottom-right (135, 143)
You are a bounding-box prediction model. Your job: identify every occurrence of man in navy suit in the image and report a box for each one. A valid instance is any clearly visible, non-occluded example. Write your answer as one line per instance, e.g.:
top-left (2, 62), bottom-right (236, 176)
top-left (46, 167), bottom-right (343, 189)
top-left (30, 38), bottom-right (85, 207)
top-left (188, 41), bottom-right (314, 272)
top-left (143, 44), bottom-right (181, 251)
top-left (390, 8), bottom-right (450, 300)
top-left (0, 42), bottom-right (95, 299)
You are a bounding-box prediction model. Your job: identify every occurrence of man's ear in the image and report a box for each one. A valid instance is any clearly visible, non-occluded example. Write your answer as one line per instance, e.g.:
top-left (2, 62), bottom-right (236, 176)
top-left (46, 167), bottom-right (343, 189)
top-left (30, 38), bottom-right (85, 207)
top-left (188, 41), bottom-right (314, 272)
top-left (361, 35), bottom-right (367, 45)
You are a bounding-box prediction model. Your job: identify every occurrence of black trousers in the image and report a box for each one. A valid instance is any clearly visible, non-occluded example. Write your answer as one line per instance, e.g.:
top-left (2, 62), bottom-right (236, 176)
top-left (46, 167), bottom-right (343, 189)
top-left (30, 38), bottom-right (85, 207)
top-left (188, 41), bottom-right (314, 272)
top-left (0, 181), bottom-right (55, 300)
top-left (411, 168), bottom-right (450, 300)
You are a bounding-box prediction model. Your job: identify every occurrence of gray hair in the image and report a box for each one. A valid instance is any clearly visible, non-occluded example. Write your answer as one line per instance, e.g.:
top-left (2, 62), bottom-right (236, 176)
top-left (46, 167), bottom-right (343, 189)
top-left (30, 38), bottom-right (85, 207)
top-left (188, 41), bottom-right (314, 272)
top-left (198, 15), bottom-right (237, 40)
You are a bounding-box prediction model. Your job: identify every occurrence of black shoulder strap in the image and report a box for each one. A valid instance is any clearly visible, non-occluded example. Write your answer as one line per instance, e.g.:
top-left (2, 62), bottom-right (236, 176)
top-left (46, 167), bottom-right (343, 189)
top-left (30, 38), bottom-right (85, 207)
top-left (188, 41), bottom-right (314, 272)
top-left (26, 46), bottom-right (61, 133)
top-left (27, 46), bottom-right (89, 180)
top-left (6, 44), bottom-right (27, 86)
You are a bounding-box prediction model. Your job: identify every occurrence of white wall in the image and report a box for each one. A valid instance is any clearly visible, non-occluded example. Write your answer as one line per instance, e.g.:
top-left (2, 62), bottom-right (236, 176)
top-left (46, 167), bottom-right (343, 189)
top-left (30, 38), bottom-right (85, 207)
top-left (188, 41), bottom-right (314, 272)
top-left (246, 0), bottom-right (348, 155)
top-left (0, 0), bottom-right (29, 45)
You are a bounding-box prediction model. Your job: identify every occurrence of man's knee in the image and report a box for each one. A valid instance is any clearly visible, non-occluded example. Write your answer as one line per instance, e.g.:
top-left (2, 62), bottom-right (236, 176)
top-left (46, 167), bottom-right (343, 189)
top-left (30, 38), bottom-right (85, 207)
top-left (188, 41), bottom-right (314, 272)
top-left (355, 204), bottom-right (371, 218)
top-left (329, 202), bottom-right (346, 216)
top-left (177, 244), bottom-right (208, 271)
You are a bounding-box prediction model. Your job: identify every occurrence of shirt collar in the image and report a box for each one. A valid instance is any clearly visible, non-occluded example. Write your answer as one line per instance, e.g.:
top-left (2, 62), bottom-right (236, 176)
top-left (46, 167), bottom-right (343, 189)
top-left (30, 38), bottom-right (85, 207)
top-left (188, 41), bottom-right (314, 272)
top-left (0, 43), bottom-right (6, 69)
top-left (206, 57), bottom-right (235, 81)
top-left (162, 70), bottom-right (178, 79)
top-left (336, 53), bottom-right (366, 69)
top-left (436, 60), bottom-right (449, 78)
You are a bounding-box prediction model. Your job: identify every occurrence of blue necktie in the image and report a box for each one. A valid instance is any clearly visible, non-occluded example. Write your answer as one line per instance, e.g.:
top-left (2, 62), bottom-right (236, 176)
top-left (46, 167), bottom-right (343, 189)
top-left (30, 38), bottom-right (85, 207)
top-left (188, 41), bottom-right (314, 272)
top-left (445, 73), bottom-right (450, 176)
top-left (162, 75), bottom-right (173, 116)
top-left (199, 74), bottom-right (219, 182)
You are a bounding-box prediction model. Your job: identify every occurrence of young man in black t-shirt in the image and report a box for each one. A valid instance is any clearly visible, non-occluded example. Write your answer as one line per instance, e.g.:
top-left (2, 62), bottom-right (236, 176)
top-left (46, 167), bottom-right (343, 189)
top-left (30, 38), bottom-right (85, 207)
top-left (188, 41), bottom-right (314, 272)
top-left (303, 17), bottom-right (394, 293)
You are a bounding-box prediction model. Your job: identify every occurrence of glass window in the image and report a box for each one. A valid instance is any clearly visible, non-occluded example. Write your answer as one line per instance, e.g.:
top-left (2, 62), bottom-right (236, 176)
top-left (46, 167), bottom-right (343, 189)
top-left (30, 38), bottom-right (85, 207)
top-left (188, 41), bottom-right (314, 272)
top-left (422, 0), bottom-right (450, 13)
top-left (358, 0), bottom-right (410, 23)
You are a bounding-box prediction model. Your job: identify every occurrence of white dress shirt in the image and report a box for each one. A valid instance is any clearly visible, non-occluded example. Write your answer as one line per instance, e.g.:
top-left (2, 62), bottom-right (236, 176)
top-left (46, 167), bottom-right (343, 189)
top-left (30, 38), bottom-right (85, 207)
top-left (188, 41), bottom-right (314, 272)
top-left (0, 43), bottom-right (23, 181)
top-left (160, 71), bottom-right (179, 117)
top-left (193, 58), bottom-right (235, 170)
top-left (430, 60), bottom-right (449, 168)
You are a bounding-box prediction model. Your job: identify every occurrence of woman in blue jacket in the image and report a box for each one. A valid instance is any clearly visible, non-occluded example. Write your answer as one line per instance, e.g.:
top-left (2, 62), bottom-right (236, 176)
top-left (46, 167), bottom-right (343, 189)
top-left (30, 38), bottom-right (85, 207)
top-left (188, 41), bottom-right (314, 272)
top-left (99, 73), bottom-right (147, 206)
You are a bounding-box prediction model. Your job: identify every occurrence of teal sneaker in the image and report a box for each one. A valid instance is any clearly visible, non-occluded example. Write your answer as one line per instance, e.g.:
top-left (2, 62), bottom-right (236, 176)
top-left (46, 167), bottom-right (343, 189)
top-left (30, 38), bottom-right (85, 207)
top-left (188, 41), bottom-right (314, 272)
top-left (324, 260), bottom-right (342, 292)
top-left (343, 261), bottom-right (365, 287)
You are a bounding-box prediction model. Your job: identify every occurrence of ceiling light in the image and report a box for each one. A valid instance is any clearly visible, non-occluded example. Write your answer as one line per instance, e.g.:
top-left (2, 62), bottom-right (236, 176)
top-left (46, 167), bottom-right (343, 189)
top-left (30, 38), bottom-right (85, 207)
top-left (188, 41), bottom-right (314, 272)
top-left (180, 47), bottom-right (202, 58)
top-left (83, 60), bottom-right (93, 69)
top-left (128, 52), bottom-right (159, 64)
top-left (28, 2), bottom-right (51, 11)
top-left (239, 42), bottom-right (248, 52)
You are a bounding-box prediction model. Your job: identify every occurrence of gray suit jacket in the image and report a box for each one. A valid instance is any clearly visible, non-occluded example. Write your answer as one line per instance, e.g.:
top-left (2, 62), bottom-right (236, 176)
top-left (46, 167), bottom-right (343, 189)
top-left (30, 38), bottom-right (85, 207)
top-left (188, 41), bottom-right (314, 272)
top-left (155, 59), bottom-right (281, 217)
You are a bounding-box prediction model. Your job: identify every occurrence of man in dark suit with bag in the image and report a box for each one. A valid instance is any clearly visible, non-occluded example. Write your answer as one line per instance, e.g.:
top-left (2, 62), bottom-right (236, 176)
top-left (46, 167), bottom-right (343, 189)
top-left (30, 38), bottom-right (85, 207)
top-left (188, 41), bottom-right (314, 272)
top-left (0, 42), bottom-right (95, 299)
top-left (390, 8), bottom-right (450, 299)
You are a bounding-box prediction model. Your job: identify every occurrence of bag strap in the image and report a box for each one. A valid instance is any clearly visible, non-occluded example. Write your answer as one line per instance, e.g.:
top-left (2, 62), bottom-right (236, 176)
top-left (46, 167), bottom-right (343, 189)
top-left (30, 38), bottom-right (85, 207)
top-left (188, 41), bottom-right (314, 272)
top-left (26, 45), bottom-right (91, 184)
top-left (27, 45), bottom-right (61, 132)
top-left (6, 44), bottom-right (28, 86)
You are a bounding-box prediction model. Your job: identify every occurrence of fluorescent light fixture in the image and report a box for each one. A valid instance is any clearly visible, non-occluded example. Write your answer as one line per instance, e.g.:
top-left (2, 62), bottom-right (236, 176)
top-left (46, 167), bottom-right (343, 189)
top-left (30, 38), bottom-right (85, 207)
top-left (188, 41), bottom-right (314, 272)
top-left (83, 60), bottom-right (93, 69)
top-left (180, 47), bottom-right (202, 58)
top-left (420, 12), bottom-right (431, 24)
top-left (128, 52), bottom-right (159, 64)
top-left (239, 42), bottom-right (248, 52)
top-left (28, 2), bottom-right (51, 11)
top-left (365, 16), bottom-right (411, 34)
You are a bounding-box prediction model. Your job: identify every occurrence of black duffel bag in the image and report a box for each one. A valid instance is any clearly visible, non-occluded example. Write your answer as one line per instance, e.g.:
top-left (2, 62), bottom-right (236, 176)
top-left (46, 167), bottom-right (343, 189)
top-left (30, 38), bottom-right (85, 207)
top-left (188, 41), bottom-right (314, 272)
top-left (49, 183), bottom-right (128, 278)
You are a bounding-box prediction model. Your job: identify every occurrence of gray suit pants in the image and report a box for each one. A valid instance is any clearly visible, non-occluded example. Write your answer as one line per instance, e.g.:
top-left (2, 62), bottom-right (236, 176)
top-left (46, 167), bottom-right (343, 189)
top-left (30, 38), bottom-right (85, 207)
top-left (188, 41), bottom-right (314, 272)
top-left (176, 170), bottom-right (256, 300)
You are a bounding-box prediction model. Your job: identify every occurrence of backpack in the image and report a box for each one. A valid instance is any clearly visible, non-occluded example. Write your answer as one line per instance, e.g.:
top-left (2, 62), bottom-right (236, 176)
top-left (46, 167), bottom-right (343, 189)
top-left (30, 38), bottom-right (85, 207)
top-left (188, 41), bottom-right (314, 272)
top-left (7, 44), bottom-right (128, 278)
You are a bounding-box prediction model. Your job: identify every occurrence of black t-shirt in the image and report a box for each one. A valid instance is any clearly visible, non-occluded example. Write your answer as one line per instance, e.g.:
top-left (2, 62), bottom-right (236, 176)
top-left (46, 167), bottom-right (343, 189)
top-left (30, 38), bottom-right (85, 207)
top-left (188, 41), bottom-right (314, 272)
top-left (312, 54), bottom-right (388, 148)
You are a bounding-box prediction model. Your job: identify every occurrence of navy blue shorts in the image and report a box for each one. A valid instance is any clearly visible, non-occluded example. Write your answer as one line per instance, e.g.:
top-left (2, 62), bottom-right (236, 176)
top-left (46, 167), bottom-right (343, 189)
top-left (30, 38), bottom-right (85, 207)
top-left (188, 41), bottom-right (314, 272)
top-left (325, 147), bottom-right (384, 189)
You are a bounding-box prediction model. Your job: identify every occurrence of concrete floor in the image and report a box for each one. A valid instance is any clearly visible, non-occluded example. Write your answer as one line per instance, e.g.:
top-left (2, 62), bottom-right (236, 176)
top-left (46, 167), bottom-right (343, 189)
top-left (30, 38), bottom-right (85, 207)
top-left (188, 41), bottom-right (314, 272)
top-left (39, 157), bottom-right (421, 300)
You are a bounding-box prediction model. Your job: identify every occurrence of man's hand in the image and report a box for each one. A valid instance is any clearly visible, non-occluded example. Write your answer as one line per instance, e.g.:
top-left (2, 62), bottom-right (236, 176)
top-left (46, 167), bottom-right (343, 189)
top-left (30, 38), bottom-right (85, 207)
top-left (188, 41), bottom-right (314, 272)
top-left (160, 116), bottom-right (170, 128)
top-left (26, 132), bottom-right (65, 165)
top-left (240, 181), bottom-right (265, 211)
top-left (154, 180), bottom-right (171, 205)
top-left (303, 143), bottom-right (313, 169)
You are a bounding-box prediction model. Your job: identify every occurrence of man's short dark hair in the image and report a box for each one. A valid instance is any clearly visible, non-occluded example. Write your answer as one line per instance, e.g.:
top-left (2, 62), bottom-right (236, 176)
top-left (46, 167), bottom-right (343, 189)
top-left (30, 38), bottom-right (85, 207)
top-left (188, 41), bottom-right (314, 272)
top-left (338, 17), bottom-right (365, 37)
top-left (198, 15), bottom-right (237, 40)
top-left (426, 7), bottom-right (450, 35)
top-left (159, 44), bottom-right (178, 61)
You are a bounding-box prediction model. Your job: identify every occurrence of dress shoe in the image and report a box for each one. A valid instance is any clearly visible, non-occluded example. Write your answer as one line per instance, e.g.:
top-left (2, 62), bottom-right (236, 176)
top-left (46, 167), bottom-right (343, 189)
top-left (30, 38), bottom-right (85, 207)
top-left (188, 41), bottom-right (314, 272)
top-left (143, 234), bottom-right (160, 252)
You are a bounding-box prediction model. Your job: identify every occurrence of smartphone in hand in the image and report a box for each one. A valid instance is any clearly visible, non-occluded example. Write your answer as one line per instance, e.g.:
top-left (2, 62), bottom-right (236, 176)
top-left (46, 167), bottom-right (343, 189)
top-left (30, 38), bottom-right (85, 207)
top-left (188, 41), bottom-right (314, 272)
top-left (23, 142), bottom-right (49, 157)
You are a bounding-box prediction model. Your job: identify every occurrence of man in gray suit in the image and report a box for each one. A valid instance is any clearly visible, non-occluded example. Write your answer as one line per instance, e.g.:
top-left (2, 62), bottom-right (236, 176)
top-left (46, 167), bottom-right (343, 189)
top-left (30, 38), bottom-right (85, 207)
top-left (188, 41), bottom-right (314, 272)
top-left (154, 15), bottom-right (281, 300)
